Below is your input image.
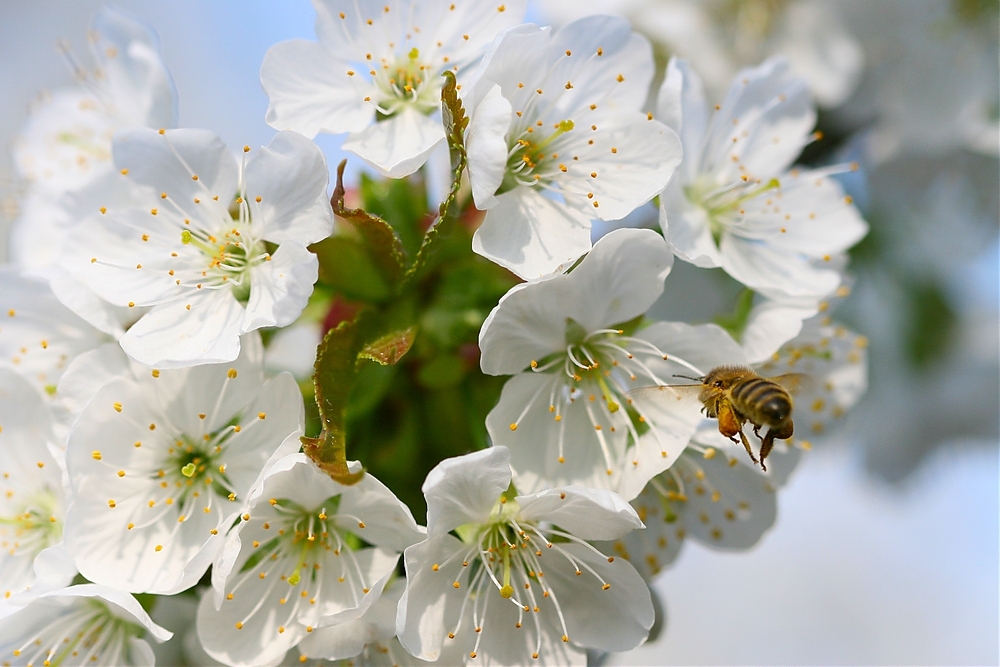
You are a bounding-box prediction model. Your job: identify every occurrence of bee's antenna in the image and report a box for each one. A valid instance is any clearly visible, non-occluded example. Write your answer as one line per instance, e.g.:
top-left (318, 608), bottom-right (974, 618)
top-left (673, 374), bottom-right (703, 382)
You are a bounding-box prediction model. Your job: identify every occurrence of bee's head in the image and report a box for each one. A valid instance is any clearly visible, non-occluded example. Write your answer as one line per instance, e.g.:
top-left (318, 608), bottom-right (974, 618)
top-left (700, 366), bottom-right (753, 389)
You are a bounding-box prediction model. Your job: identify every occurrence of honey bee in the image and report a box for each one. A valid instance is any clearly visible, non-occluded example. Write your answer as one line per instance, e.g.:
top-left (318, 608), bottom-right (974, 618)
top-left (635, 366), bottom-right (803, 471)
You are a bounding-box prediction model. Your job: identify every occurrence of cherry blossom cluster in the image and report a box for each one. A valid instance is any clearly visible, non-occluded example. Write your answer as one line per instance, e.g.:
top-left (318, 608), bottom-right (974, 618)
top-left (0, 2), bottom-right (871, 665)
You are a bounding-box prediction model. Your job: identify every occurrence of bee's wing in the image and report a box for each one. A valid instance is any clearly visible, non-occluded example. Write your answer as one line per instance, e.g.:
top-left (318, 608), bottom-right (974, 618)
top-left (627, 383), bottom-right (702, 402)
top-left (768, 373), bottom-right (812, 396)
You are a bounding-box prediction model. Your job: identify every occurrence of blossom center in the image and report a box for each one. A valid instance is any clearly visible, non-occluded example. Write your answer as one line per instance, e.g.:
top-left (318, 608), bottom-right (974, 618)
top-left (0, 488), bottom-right (62, 559)
top-left (12, 598), bottom-right (143, 665)
top-left (372, 49), bottom-right (439, 117)
top-left (685, 175), bottom-right (781, 245)
top-left (163, 432), bottom-right (232, 503)
top-left (226, 494), bottom-right (377, 630)
top-left (180, 199), bottom-right (267, 303)
top-left (442, 497), bottom-right (617, 659)
top-left (501, 120), bottom-right (575, 192)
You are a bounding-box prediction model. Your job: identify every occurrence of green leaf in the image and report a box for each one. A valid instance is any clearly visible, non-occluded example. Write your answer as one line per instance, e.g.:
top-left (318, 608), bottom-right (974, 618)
top-left (311, 236), bottom-right (391, 302)
top-left (331, 159), bottom-right (407, 289)
top-left (359, 326), bottom-right (417, 365)
top-left (404, 70), bottom-right (469, 284)
top-left (714, 288), bottom-right (756, 339)
top-left (302, 316), bottom-right (367, 485)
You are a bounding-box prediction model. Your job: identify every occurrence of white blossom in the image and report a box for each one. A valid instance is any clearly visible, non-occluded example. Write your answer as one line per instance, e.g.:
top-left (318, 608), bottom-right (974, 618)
top-left (10, 8), bottom-right (176, 268)
top-left (63, 334), bottom-right (304, 595)
top-left (611, 444), bottom-right (780, 580)
top-left (537, 0), bottom-right (864, 108)
top-left (64, 128), bottom-right (333, 368)
top-left (464, 17), bottom-right (682, 278)
top-left (12, 7), bottom-right (175, 195)
top-left (480, 228), bottom-right (743, 500)
top-left (0, 369), bottom-right (76, 603)
top-left (297, 578), bottom-right (410, 663)
top-left (397, 447), bottom-right (653, 665)
top-left (657, 56), bottom-right (867, 303)
top-left (755, 316), bottom-right (869, 446)
top-left (0, 585), bottom-right (171, 666)
top-left (261, 0), bottom-right (525, 178)
top-left (0, 267), bottom-right (120, 404)
top-left (197, 454), bottom-right (423, 667)
top-left (611, 315), bottom-right (868, 579)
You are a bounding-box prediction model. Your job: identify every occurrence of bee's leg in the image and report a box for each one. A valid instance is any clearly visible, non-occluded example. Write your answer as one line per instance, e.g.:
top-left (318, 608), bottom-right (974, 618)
top-left (737, 428), bottom-right (759, 467)
top-left (718, 403), bottom-right (758, 466)
top-left (760, 421), bottom-right (794, 471)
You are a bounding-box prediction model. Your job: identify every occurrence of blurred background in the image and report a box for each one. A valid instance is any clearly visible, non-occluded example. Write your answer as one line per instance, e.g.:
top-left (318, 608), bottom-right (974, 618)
top-left (0, 0), bottom-right (996, 664)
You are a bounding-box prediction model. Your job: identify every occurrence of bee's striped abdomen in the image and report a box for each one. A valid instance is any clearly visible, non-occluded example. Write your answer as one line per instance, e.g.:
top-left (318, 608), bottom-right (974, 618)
top-left (731, 377), bottom-right (791, 425)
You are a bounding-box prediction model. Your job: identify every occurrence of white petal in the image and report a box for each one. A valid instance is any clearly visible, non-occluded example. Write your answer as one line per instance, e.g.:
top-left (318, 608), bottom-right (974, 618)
top-left (678, 450), bottom-right (779, 549)
top-left (603, 488), bottom-right (684, 580)
top-left (51, 342), bottom-right (130, 445)
top-left (261, 39), bottom-right (372, 138)
top-left (64, 469), bottom-right (224, 594)
top-left (543, 543), bottom-right (652, 652)
top-left (463, 23), bottom-right (549, 112)
top-left (472, 186), bottom-right (593, 280)
top-left (245, 130), bottom-right (333, 247)
top-left (343, 108), bottom-right (445, 178)
top-left (13, 89), bottom-right (119, 193)
top-left (614, 428), bottom-right (689, 503)
top-left (557, 112), bottom-right (682, 222)
top-left (720, 234), bottom-right (843, 301)
top-left (113, 127), bottom-right (238, 223)
top-left (47, 268), bottom-right (129, 337)
top-left (314, 549), bottom-right (399, 626)
top-left (146, 332), bottom-right (264, 436)
top-left (9, 191), bottom-right (76, 269)
top-left (243, 242), bottom-right (319, 331)
top-left (740, 298), bottom-right (820, 365)
top-left (636, 321), bottom-right (748, 375)
top-left (659, 178), bottom-right (723, 268)
top-left (486, 373), bottom-right (630, 494)
top-left (452, 577), bottom-right (588, 666)
top-left (702, 57), bottom-right (816, 182)
top-left (119, 289), bottom-right (245, 369)
top-left (422, 447), bottom-right (510, 538)
top-left (90, 7), bottom-right (177, 129)
top-left (45, 584), bottom-right (173, 642)
top-left (748, 170), bottom-right (869, 257)
top-left (65, 208), bottom-right (188, 308)
top-left (195, 567), bottom-right (304, 666)
top-left (479, 227), bottom-right (671, 375)
top-left (204, 375), bottom-right (304, 495)
top-left (338, 474), bottom-right (425, 553)
top-left (0, 370), bottom-right (64, 598)
top-left (396, 534), bottom-right (469, 662)
top-left (657, 58), bottom-right (709, 175)
top-left (516, 486), bottom-right (641, 541)
top-left (32, 543), bottom-right (76, 590)
top-left (408, 0), bottom-right (529, 68)
top-left (0, 267), bottom-right (111, 399)
top-left (298, 579), bottom-right (402, 660)
top-left (467, 84), bottom-right (513, 210)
